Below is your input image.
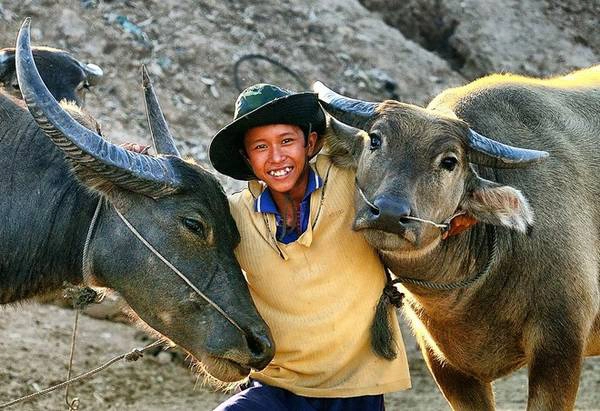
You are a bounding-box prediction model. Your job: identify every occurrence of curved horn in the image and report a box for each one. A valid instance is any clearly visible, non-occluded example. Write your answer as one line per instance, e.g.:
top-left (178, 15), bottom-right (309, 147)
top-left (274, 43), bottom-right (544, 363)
top-left (15, 18), bottom-right (181, 197)
top-left (312, 81), bottom-right (379, 129)
top-left (142, 65), bottom-right (180, 157)
top-left (82, 62), bottom-right (103, 86)
top-left (467, 129), bottom-right (549, 168)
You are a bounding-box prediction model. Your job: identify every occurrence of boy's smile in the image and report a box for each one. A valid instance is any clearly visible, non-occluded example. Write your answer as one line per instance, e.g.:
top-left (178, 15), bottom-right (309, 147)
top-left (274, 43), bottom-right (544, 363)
top-left (268, 166), bottom-right (293, 178)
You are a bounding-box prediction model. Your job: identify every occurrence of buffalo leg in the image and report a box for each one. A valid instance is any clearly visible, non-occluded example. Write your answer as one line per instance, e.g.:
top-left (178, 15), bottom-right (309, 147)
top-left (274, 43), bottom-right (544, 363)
top-left (526, 341), bottom-right (583, 411)
top-left (421, 344), bottom-right (494, 410)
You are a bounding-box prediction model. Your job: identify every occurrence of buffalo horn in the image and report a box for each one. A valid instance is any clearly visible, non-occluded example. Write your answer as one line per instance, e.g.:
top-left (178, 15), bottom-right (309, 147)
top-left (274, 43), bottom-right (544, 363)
top-left (467, 129), bottom-right (549, 168)
top-left (15, 18), bottom-right (182, 198)
top-left (141, 65), bottom-right (180, 157)
top-left (312, 81), bottom-right (379, 129)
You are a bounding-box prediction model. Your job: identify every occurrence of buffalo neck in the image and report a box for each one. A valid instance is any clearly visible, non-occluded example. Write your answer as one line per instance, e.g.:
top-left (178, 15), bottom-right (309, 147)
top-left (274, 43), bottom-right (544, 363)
top-left (0, 99), bottom-right (97, 303)
top-left (380, 223), bottom-right (493, 303)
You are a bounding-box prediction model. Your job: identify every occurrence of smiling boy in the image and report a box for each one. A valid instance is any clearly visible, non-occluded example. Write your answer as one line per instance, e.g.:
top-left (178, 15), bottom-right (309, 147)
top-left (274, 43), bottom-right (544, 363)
top-left (209, 84), bottom-right (410, 410)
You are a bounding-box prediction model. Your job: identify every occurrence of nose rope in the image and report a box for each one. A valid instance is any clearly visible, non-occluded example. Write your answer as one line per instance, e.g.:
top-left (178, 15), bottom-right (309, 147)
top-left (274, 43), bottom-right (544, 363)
top-left (355, 178), bottom-right (461, 232)
top-left (355, 177), bottom-right (379, 211)
top-left (82, 198), bottom-right (244, 334)
top-left (400, 215), bottom-right (449, 230)
top-left (354, 180), bottom-right (498, 291)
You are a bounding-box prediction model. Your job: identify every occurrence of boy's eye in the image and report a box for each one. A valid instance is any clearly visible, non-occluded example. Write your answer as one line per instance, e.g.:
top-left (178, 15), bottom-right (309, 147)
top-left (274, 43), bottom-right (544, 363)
top-left (281, 138), bottom-right (294, 144)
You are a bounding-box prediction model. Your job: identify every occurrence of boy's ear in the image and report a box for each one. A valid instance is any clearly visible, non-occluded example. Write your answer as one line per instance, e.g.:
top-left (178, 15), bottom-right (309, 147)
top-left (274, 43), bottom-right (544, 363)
top-left (461, 174), bottom-right (534, 234)
top-left (306, 131), bottom-right (319, 157)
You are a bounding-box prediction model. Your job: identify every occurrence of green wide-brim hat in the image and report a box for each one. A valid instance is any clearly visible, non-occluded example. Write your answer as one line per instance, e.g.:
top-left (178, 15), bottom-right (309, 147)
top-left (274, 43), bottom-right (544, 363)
top-left (209, 83), bottom-right (326, 180)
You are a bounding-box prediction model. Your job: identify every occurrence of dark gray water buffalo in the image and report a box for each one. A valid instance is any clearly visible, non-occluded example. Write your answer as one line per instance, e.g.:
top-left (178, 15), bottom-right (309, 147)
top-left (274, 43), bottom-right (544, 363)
top-left (0, 45), bottom-right (102, 106)
top-left (314, 67), bottom-right (600, 410)
top-left (0, 20), bottom-right (274, 382)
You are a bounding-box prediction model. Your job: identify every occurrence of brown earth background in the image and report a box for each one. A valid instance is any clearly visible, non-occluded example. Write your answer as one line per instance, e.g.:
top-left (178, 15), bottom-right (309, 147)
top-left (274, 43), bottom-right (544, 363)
top-left (0, 0), bottom-right (599, 410)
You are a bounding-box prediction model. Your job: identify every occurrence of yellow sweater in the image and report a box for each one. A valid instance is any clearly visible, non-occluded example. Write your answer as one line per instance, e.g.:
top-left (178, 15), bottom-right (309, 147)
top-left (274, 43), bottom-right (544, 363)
top-left (228, 154), bottom-right (411, 398)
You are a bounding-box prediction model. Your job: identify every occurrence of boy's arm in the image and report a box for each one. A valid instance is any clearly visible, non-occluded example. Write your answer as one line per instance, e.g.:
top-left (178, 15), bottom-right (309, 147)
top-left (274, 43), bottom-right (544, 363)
top-left (120, 142), bottom-right (151, 154)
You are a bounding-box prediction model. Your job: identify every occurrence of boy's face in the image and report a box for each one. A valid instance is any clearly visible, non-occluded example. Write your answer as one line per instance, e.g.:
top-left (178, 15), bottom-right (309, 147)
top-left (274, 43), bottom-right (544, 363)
top-left (243, 124), bottom-right (317, 195)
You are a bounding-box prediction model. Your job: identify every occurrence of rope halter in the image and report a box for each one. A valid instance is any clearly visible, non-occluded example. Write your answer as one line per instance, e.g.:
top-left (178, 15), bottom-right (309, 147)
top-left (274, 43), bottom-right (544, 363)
top-left (82, 198), bottom-right (245, 333)
top-left (355, 179), bottom-right (498, 291)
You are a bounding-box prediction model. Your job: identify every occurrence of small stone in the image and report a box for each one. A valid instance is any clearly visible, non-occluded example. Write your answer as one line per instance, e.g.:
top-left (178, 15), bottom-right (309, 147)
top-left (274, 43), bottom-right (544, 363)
top-left (200, 77), bottom-right (215, 86)
top-left (156, 351), bottom-right (172, 364)
top-left (59, 9), bottom-right (86, 41)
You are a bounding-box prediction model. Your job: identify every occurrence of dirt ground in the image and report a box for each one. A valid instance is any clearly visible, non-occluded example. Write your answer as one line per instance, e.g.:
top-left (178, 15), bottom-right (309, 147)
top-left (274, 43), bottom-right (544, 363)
top-left (1, 303), bottom-right (600, 410)
top-left (1, 0), bottom-right (599, 410)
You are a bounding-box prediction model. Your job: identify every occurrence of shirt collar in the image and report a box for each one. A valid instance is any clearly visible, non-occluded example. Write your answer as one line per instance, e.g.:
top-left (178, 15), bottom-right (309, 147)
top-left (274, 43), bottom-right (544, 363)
top-left (254, 166), bottom-right (323, 214)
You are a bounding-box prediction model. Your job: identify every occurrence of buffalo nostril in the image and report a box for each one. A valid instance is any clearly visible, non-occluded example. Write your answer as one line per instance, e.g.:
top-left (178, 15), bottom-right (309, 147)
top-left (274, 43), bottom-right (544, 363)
top-left (372, 196), bottom-right (411, 223)
top-left (368, 204), bottom-right (380, 217)
top-left (245, 332), bottom-right (274, 370)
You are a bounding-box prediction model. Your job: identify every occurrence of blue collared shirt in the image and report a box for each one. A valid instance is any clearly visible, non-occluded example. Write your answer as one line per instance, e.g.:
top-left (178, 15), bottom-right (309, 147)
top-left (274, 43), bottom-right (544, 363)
top-left (254, 167), bottom-right (323, 244)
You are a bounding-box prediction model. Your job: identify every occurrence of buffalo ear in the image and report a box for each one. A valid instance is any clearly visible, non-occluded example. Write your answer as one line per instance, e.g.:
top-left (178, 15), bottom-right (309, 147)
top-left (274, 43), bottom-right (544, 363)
top-left (323, 115), bottom-right (367, 169)
top-left (461, 174), bottom-right (534, 234)
top-left (0, 48), bottom-right (16, 83)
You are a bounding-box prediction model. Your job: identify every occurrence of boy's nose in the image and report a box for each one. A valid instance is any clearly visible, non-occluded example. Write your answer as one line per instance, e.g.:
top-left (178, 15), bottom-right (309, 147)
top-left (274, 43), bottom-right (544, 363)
top-left (270, 145), bottom-right (285, 162)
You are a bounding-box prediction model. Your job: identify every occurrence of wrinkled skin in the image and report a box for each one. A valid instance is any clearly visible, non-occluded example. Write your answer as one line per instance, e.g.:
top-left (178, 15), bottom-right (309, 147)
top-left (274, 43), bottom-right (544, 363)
top-left (318, 66), bottom-right (600, 410)
top-left (1, 21), bottom-right (274, 383)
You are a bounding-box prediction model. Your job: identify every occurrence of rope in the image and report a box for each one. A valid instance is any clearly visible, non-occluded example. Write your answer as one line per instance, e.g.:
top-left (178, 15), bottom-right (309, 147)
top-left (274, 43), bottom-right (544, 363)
top-left (391, 226), bottom-right (499, 291)
top-left (65, 310), bottom-right (80, 410)
top-left (355, 178), bottom-right (460, 232)
top-left (2, 192), bottom-right (251, 408)
top-left (0, 339), bottom-right (166, 409)
top-left (233, 53), bottom-right (309, 92)
top-left (82, 198), bottom-right (103, 284)
top-left (83, 197), bottom-right (244, 331)
top-left (354, 177), bottom-right (498, 291)
top-left (112, 206), bottom-right (245, 334)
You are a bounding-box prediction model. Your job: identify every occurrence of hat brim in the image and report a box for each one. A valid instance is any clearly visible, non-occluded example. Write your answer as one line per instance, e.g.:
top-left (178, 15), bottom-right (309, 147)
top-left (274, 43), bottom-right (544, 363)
top-left (209, 92), bottom-right (326, 180)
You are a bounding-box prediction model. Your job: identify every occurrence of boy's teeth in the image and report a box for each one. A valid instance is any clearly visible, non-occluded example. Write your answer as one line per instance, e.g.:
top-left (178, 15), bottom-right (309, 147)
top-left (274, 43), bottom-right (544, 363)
top-left (269, 166), bottom-right (292, 177)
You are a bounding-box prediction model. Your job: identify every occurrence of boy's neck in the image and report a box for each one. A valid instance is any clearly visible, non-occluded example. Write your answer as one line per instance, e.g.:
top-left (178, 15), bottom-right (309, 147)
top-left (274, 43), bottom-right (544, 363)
top-left (269, 166), bottom-right (310, 223)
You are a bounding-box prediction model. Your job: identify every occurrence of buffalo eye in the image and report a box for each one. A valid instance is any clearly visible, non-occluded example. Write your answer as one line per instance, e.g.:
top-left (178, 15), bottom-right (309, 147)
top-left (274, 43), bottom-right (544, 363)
top-left (77, 80), bottom-right (90, 91)
top-left (440, 156), bottom-right (458, 171)
top-left (369, 132), bottom-right (382, 150)
top-left (182, 217), bottom-right (206, 238)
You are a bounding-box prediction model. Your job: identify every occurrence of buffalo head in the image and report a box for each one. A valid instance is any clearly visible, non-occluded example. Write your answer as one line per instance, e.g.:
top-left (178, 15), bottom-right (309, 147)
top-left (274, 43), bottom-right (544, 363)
top-left (15, 19), bottom-right (273, 382)
top-left (313, 81), bottom-right (548, 255)
top-left (0, 44), bottom-right (102, 106)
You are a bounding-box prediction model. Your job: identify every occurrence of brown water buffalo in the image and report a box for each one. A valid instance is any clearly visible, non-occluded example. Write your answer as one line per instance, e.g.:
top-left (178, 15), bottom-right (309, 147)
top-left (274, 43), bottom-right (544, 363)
top-left (313, 67), bottom-right (600, 410)
top-left (0, 20), bottom-right (273, 382)
top-left (0, 45), bottom-right (102, 106)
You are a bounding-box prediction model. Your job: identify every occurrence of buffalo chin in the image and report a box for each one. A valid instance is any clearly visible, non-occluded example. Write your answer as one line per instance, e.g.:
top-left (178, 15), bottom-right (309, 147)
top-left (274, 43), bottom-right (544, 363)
top-left (199, 353), bottom-right (252, 382)
top-left (361, 228), bottom-right (442, 258)
top-left (131, 314), bottom-right (252, 382)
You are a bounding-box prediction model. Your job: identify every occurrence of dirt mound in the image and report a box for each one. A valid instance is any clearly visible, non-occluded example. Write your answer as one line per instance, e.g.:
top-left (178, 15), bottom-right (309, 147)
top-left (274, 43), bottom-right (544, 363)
top-left (359, 0), bottom-right (598, 79)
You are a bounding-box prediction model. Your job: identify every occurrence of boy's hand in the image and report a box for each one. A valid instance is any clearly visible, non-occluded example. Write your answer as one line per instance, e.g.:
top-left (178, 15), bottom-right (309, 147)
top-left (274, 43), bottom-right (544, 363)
top-left (120, 142), bottom-right (151, 154)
